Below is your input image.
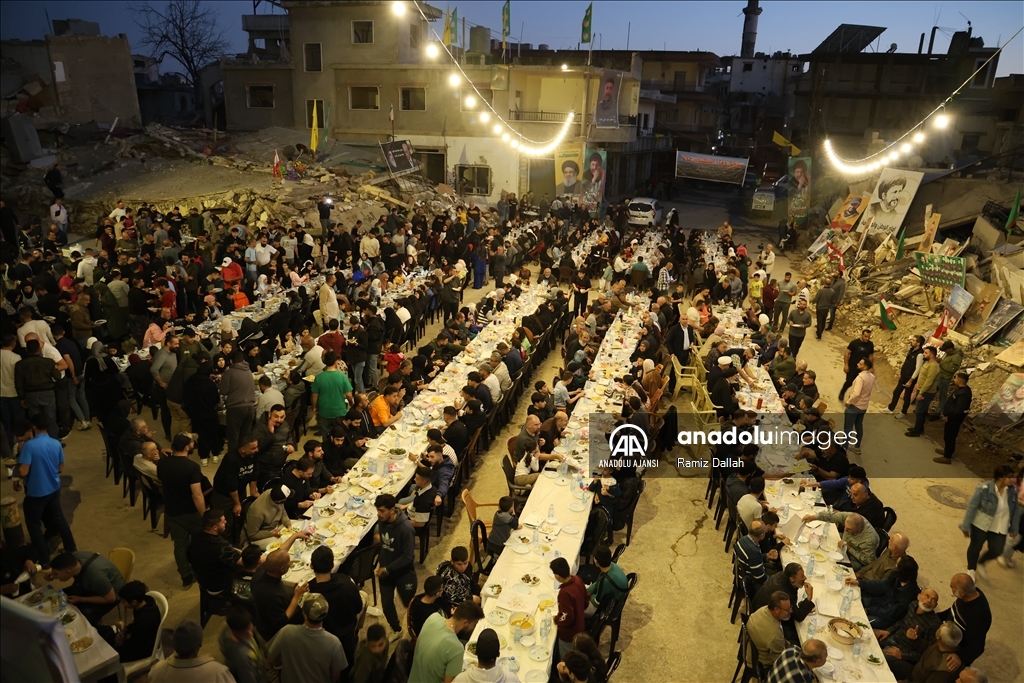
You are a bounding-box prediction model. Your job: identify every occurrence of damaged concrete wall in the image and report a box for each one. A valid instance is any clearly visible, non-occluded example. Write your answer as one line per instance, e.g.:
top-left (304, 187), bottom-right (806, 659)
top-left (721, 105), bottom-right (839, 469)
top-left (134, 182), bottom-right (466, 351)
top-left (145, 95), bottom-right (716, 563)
top-left (221, 63), bottom-right (294, 131)
top-left (45, 33), bottom-right (141, 128)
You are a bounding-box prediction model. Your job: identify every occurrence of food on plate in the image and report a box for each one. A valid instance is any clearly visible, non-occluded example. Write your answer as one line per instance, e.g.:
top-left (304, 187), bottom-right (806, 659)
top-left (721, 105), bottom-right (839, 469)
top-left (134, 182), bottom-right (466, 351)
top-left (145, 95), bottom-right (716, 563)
top-left (59, 611), bottom-right (77, 625)
top-left (69, 637), bottom-right (93, 653)
top-left (487, 584), bottom-right (503, 596)
top-left (521, 573), bottom-right (541, 586)
top-left (318, 508), bottom-right (335, 517)
top-left (267, 542), bottom-right (282, 552)
top-left (389, 448), bottom-right (406, 455)
top-left (782, 478), bottom-right (794, 485)
top-left (866, 655), bottom-right (882, 665)
top-left (25, 592), bottom-right (45, 606)
top-left (289, 560), bottom-right (305, 571)
top-left (518, 536), bottom-right (531, 544)
top-left (538, 598), bottom-right (555, 611)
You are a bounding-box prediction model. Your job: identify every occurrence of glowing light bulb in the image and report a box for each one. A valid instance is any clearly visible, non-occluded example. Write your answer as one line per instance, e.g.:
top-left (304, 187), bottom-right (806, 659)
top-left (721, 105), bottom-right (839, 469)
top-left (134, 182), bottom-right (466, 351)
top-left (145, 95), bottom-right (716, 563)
top-left (901, 143), bottom-right (911, 153)
top-left (464, 95), bottom-right (476, 108)
top-left (479, 112), bottom-right (490, 123)
top-left (492, 124), bottom-right (503, 135)
top-left (561, 64), bottom-right (569, 71)
top-left (502, 133), bottom-right (510, 142)
top-left (934, 114), bottom-right (949, 129)
top-left (912, 132), bottom-right (925, 144)
top-left (391, 1), bottom-right (405, 16)
top-left (510, 140), bottom-right (519, 149)
top-left (448, 73), bottom-right (461, 87)
top-left (425, 43), bottom-right (439, 59)
top-left (889, 151), bottom-right (899, 160)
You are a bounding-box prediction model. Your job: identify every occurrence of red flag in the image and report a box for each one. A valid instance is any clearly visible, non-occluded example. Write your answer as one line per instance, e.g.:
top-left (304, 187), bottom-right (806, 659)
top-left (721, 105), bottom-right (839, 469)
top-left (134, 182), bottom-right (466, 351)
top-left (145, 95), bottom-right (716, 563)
top-left (272, 149), bottom-right (282, 178)
top-left (826, 241), bottom-right (846, 272)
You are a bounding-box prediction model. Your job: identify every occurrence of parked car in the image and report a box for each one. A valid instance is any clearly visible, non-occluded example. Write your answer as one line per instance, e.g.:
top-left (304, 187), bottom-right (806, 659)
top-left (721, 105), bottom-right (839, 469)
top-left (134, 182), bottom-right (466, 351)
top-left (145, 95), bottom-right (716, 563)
top-left (627, 197), bottom-right (663, 226)
top-left (761, 162), bottom-right (783, 184)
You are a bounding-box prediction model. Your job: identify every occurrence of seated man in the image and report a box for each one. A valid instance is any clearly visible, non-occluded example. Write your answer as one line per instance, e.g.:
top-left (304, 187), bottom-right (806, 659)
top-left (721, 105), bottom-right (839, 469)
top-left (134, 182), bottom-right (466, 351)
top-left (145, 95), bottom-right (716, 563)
top-left (877, 587), bottom-right (941, 674)
top-left (132, 440), bottom-right (161, 481)
top-left (97, 580), bottom-right (161, 663)
top-left (396, 466), bottom-right (436, 527)
top-left (850, 556), bottom-right (921, 630)
top-left (281, 456), bottom-right (327, 519)
top-left (898, 622), bottom-right (964, 683)
top-left (752, 563), bottom-right (815, 641)
top-left (733, 521), bottom-right (770, 596)
top-left (764, 639), bottom-right (829, 683)
top-left (583, 545), bottom-right (628, 617)
top-left (747, 591), bottom-right (794, 667)
top-left (242, 484), bottom-right (291, 542)
top-left (802, 510), bottom-right (878, 570)
top-left (435, 546), bottom-right (480, 615)
top-left (188, 509), bottom-right (242, 595)
top-left (369, 386), bottom-right (404, 432)
top-left (45, 551), bottom-right (126, 624)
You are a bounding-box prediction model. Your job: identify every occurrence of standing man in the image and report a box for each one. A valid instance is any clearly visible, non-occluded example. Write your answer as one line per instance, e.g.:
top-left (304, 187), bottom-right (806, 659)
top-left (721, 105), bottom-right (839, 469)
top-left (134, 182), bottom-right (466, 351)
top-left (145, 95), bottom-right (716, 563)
top-left (905, 346), bottom-right (940, 438)
top-left (373, 494), bottom-right (417, 639)
top-left (551, 556), bottom-right (588, 659)
top-left (267, 592), bottom-right (348, 683)
top-left (319, 272), bottom-right (340, 326)
top-left (14, 339), bottom-right (60, 439)
top-left (220, 350), bottom-right (256, 458)
top-left (773, 272), bottom-right (797, 330)
top-left (363, 306), bottom-right (385, 392)
top-left (489, 245), bottom-right (508, 289)
top-left (15, 415), bottom-right (77, 568)
top-left (786, 299), bottom-right (811, 358)
top-left (49, 197), bottom-right (68, 234)
top-left (0, 334), bottom-right (24, 447)
top-left (317, 196), bottom-right (333, 234)
top-left (931, 341), bottom-right (963, 420)
top-left (311, 351), bottom-right (354, 436)
top-left (827, 271), bottom-right (846, 330)
top-left (935, 372), bottom-right (972, 465)
top-left (158, 433), bottom-right (206, 588)
top-left (762, 244), bottom-right (776, 281)
top-left (813, 278), bottom-right (835, 340)
top-left (150, 335), bottom-right (179, 441)
top-left (211, 437), bottom-right (260, 540)
top-left (44, 164), bottom-right (65, 199)
top-left (843, 358), bottom-right (875, 456)
top-left (887, 335), bottom-right (924, 419)
top-left (839, 329), bottom-right (875, 401)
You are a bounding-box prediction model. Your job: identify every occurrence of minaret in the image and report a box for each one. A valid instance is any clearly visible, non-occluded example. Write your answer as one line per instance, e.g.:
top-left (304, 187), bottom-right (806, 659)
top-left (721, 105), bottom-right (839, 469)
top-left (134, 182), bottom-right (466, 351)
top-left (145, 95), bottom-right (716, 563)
top-left (741, 0), bottom-right (762, 58)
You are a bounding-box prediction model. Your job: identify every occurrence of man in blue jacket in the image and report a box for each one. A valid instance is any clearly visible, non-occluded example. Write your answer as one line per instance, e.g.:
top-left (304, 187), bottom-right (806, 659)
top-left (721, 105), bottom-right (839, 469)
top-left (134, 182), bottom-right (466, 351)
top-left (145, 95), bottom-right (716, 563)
top-left (373, 494), bottom-right (417, 639)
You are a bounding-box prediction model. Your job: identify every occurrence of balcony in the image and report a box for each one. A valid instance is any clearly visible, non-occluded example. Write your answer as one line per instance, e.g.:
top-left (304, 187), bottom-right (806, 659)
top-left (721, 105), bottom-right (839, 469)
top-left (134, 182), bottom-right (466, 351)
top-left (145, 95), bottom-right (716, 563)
top-left (507, 110), bottom-right (572, 123)
top-left (641, 80), bottom-right (705, 93)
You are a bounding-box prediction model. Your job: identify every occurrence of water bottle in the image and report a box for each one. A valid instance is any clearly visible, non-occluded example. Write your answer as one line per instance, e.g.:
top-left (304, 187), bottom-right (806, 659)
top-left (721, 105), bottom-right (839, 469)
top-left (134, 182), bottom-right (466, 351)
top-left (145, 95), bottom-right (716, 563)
top-left (807, 616), bottom-right (817, 637)
top-left (532, 527), bottom-right (539, 544)
top-left (312, 504), bottom-right (319, 523)
top-left (841, 593), bottom-right (851, 618)
top-left (512, 623), bottom-right (523, 645)
top-left (783, 503), bottom-right (790, 519)
top-left (822, 524), bottom-right (830, 543)
top-left (547, 504), bottom-right (556, 521)
top-left (852, 641), bottom-right (861, 661)
top-left (507, 656), bottom-right (520, 674)
top-left (559, 459), bottom-right (568, 477)
top-left (540, 612), bottom-right (552, 639)
top-left (806, 556), bottom-right (816, 578)
top-left (57, 590), bottom-right (68, 612)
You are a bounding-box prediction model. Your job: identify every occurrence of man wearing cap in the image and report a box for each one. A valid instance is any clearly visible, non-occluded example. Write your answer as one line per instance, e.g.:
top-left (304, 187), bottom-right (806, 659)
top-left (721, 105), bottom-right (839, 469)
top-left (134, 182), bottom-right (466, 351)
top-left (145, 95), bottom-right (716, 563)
top-left (219, 256), bottom-right (244, 288)
top-left (267, 591), bottom-right (347, 683)
top-left (149, 620), bottom-right (234, 683)
top-left (243, 484), bottom-right (293, 542)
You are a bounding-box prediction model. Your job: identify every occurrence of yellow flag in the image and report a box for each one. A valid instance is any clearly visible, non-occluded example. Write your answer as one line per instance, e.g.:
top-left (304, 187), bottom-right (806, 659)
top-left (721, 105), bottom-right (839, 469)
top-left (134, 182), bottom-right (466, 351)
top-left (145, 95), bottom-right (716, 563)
top-left (772, 130), bottom-right (800, 156)
top-left (310, 103), bottom-right (319, 153)
top-left (442, 6), bottom-right (451, 45)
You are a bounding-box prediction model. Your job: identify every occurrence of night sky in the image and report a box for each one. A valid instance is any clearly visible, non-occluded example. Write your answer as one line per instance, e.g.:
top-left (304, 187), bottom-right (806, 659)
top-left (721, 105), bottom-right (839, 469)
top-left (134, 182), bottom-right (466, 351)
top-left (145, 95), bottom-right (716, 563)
top-left (2, 1), bottom-right (1021, 77)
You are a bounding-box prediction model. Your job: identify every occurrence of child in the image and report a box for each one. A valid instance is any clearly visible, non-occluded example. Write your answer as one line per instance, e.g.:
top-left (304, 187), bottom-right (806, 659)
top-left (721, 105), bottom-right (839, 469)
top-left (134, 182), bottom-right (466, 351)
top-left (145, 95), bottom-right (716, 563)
top-left (487, 496), bottom-right (520, 557)
top-left (383, 342), bottom-right (404, 374)
top-left (435, 546), bottom-right (480, 615)
top-left (349, 623), bottom-right (389, 683)
top-left (396, 466), bottom-right (436, 527)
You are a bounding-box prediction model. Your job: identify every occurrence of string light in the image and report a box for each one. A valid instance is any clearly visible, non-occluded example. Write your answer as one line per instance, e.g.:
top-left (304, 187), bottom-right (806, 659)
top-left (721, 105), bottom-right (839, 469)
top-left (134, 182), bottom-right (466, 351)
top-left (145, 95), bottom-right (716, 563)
top-left (822, 25), bottom-right (1023, 177)
top-left (392, 1), bottom-right (406, 16)
top-left (409, 0), bottom-right (578, 157)
top-left (464, 95), bottom-right (476, 108)
top-left (425, 43), bottom-right (439, 58)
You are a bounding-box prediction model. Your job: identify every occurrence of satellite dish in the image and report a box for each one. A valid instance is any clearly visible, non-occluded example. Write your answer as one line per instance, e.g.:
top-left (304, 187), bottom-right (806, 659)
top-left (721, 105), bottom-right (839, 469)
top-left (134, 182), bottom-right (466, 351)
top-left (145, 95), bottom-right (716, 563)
top-left (886, 42), bottom-right (898, 53)
top-left (908, 155), bottom-right (923, 170)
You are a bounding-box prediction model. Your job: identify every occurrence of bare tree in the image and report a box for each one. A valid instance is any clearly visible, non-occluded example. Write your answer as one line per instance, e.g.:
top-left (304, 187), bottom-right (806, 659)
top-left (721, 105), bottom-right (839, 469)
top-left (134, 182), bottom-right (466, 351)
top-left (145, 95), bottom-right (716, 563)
top-left (130, 0), bottom-right (230, 101)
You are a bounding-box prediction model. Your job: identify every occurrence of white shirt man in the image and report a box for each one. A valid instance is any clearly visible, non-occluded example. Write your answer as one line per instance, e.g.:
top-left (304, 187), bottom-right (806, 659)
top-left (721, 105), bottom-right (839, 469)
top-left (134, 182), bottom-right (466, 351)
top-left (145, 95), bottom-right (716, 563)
top-left (255, 241), bottom-right (276, 267)
top-left (299, 344), bottom-right (326, 377)
top-left (17, 320), bottom-right (55, 348)
top-left (280, 234), bottom-right (298, 263)
top-left (77, 254), bottom-right (98, 286)
top-left (319, 281), bottom-right (340, 324)
top-left (480, 370), bottom-right (502, 404)
top-left (40, 340), bottom-right (66, 379)
top-left (108, 204), bottom-right (127, 222)
top-left (359, 234), bottom-right (380, 258)
top-left (395, 305), bottom-right (411, 325)
top-left (762, 248), bottom-right (776, 278)
top-left (256, 385), bottom-right (286, 420)
top-left (50, 201), bottom-right (68, 229)
top-left (0, 344), bottom-right (20, 400)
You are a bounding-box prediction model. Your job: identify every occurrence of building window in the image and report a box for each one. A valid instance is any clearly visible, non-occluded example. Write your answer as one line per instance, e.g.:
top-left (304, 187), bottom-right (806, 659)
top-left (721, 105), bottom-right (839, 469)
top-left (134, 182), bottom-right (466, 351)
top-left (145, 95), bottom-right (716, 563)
top-left (305, 99), bottom-right (325, 128)
top-left (455, 165), bottom-right (491, 195)
top-left (961, 133), bottom-right (981, 151)
top-left (304, 43), bottom-right (322, 72)
top-left (350, 87), bottom-right (379, 110)
top-left (400, 87), bottom-right (426, 111)
top-left (246, 85), bottom-right (275, 108)
top-left (742, 62), bottom-right (753, 72)
top-left (673, 71), bottom-right (687, 91)
top-left (970, 58), bottom-right (992, 89)
top-left (352, 20), bottom-right (374, 44)
top-left (460, 87), bottom-right (492, 111)
top-left (410, 23), bottom-right (421, 49)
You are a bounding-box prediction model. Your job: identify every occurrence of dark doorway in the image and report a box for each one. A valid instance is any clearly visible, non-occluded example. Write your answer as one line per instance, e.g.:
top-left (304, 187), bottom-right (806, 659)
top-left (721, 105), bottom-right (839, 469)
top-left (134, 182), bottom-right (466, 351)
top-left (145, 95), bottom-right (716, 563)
top-left (413, 151), bottom-right (446, 185)
top-left (528, 158), bottom-right (555, 197)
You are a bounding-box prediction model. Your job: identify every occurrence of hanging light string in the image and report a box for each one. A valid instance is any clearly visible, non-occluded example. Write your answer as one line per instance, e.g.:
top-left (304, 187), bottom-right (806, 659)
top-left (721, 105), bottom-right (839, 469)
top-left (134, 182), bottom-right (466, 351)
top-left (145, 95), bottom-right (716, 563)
top-left (824, 24), bottom-right (1024, 176)
top-left (408, 0), bottom-right (577, 156)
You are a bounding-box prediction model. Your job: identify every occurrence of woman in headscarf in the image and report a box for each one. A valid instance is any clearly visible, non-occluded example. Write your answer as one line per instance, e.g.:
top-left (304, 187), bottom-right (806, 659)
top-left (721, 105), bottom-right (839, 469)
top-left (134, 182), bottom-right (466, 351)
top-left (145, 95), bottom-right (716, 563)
top-left (97, 280), bottom-right (129, 342)
top-left (256, 273), bottom-right (271, 295)
top-left (84, 339), bottom-right (126, 424)
top-left (203, 294), bottom-right (223, 321)
top-left (259, 336), bottom-right (280, 367)
top-left (640, 358), bottom-right (663, 399)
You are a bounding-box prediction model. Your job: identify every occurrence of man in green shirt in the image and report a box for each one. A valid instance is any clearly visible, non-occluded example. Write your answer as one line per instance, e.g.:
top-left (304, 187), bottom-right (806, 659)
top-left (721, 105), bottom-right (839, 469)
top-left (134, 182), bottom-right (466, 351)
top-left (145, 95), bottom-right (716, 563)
top-left (409, 601), bottom-right (484, 683)
top-left (585, 545), bottom-right (628, 616)
top-left (906, 346), bottom-right (940, 438)
top-left (770, 344), bottom-right (796, 386)
top-left (311, 350), bottom-right (353, 436)
top-left (773, 272), bottom-right (798, 330)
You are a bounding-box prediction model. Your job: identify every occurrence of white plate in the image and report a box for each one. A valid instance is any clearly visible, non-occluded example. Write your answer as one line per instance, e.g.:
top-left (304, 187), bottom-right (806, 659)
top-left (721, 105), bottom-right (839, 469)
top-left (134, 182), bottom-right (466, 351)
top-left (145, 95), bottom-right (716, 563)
top-left (827, 580), bottom-right (842, 591)
top-left (520, 635), bottom-right (536, 647)
top-left (512, 544), bottom-right (532, 555)
top-left (487, 610), bottom-right (509, 626)
top-left (314, 497), bottom-right (334, 507)
top-left (793, 546), bottom-right (809, 556)
top-left (788, 503), bottom-right (804, 511)
top-left (528, 646), bottom-right (552, 662)
top-left (542, 470), bottom-right (559, 479)
top-left (798, 535), bottom-right (810, 544)
top-left (827, 647), bottom-right (844, 661)
top-left (562, 524), bottom-right (580, 534)
top-left (818, 662), bottom-right (835, 677)
top-left (829, 551), bottom-right (844, 561)
top-left (569, 502), bottom-right (586, 512)
top-left (554, 477), bottom-right (570, 486)
top-left (511, 584), bottom-right (531, 595)
top-left (93, 319), bottom-right (107, 325)
top-left (525, 671), bottom-right (548, 682)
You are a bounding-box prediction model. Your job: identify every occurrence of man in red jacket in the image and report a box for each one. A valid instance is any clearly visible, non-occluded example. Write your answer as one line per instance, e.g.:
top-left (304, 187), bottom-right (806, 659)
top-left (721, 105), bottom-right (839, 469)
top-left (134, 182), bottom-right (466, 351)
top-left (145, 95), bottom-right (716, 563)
top-left (551, 557), bottom-right (588, 659)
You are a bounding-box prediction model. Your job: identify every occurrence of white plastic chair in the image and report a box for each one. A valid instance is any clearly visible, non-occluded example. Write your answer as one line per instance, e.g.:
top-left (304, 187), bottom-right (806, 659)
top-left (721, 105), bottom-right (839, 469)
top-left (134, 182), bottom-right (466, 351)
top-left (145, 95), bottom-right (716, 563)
top-left (122, 590), bottom-right (168, 678)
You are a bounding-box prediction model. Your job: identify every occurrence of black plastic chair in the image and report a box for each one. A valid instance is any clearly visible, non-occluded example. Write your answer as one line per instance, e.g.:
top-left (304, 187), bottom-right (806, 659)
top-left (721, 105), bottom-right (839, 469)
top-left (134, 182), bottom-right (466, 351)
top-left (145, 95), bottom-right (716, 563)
top-left (882, 506), bottom-right (897, 532)
top-left (588, 571), bottom-right (637, 652)
top-left (875, 528), bottom-right (890, 558)
top-left (501, 455), bottom-right (533, 508)
top-left (606, 652), bottom-right (622, 681)
top-left (137, 473), bottom-right (165, 534)
top-left (436, 458), bottom-right (464, 537)
top-left (731, 618), bottom-right (765, 683)
top-left (416, 510), bottom-right (432, 564)
top-left (611, 543), bottom-right (626, 564)
top-left (469, 520), bottom-right (493, 576)
top-left (340, 542), bottom-right (380, 608)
